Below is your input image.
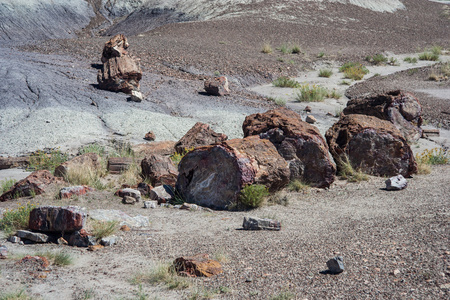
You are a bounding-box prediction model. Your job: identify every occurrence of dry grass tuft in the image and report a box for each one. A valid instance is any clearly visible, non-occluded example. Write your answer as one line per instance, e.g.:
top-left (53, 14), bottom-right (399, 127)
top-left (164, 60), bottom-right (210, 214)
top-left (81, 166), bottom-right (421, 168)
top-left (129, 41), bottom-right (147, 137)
top-left (64, 162), bottom-right (106, 190)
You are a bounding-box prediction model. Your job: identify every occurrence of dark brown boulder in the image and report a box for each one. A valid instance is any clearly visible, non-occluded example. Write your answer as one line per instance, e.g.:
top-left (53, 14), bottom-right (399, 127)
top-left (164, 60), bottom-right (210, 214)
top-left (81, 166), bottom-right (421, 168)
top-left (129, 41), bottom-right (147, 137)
top-left (174, 122), bottom-right (227, 154)
top-left (101, 34), bottom-right (129, 63)
top-left (54, 153), bottom-right (101, 178)
top-left (141, 154), bottom-right (178, 187)
top-left (204, 76), bottom-right (230, 96)
top-left (243, 108), bottom-right (336, 188)
top-left (173, 254), bottom-right (223, 277)
top-left (176, 136), bottom-right (290, 210)
top-left (0, 170), bottom-right (62, 201)
top-left (343, 90), bottom-right (423, 141)
top-left (97, 56), bottom-right (142, 94)
top-left (29, 206), bottom-right (86, 233)
top-left (325, 114), bottom-right (417, 177)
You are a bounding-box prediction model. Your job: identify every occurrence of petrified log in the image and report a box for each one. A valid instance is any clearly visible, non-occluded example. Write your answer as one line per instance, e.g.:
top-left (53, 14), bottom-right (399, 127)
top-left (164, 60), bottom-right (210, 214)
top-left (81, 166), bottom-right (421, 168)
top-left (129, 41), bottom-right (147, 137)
top-left (174, 122), bottom-right (227, 153)
top-left (97, 56), bottom-right (142, 94)
top-left (204, 76), bottom-right (230, 96)
top-left (101, 34), bottom-right (129, 63)
top-left (141, 154), bottom-right (178, 187)
top-left (176, 136), bottom-right (290, 210)
top-left (243, 108), bottom-right (336, 188)
top-left (343, 90), bottom-right (423, 141)
top-left (29, 206), bottom-right (86, 233)
top-left (326, 114), bottom-right (417, 177)
top-left (107, 157), bottom-right (134, 174)
top-left (0, 156), bottom-right (29, 170)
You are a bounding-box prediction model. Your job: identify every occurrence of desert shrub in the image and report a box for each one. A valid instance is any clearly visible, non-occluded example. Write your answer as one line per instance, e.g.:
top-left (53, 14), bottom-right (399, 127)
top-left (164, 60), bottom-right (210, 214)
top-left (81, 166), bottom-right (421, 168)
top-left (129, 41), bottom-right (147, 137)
top-left (118, 162), bottom-right (142, 186)
top-left (365, 54), bottom-right (388, 65)
top-left (272, 76), bottom-right (300, 88)
top-left (403, 57), bottom-right (418, 63)
top-left (64, 162), bottom-right (106, 190)
top-left (418, 52), bottom-right (439, 61)
top-left (0, 178), bottom-right (16, 194)
top-left (0, 202), bottom-right (36, 237)
top-left (440, 62), bottom-right (450, 77)
top-left (0, 289), bottom-right (33, 300)
top-left (291, 45), bottom-right (301, 54)
top-left (295, 84), bottom-right (328, 102)
top-left (388, 57), bottom-right (399, 66)
top-left (338, 155), bottom-right (369, 182)
top-left (317, 52), bottom-right (325, 58)
top-left (267, 191), bottom-right (289, 206)
top-left (239, 184), bottom-right (269, 208)
top-left (261, 43), bottom-right (273, 54)
top-left (170, 147), bottom-right (193, 167)
top-left (36, 250), bottom-right (74, 266)
top-left (109, 141), bottom-right (134, 158)
top-left (340, 63), bottom-right (369, 80)
top-left (91, 220), bottom-right (119, 241)
top-left (431, 45), bottom-right (442, 55)
top-left (416, 148), bottom-right (449, 165)
top-left (318, 69), bottom-right (333, 78)
top-left (287, 180), bottom-right (309, 192)
top-left (327, 89), bottom-right (342, 99)
top-left (279, 44), bottom-right (290, 54)
top-left (269, 290), bottom-right (295, 300)
top-left (28, 148), bottom-right (69, 173)
top-left (132, 261), bottom-right (190, 290)
top-left (78, 143), bottom-right (106, 157)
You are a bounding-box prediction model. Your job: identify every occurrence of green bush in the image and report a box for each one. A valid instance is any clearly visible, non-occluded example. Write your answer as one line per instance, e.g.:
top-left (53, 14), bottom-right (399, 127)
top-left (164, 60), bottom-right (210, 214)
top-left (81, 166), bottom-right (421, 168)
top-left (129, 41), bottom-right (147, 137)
top-left (262, 43), bottom-right (273, 54)
top-left (239, 184), bottom-right (269, 208)
top-left (404, 57), bottom-right (418, 63)
top-left (78, 143), bottom-right (106, 157)
top-left (272, 76), bottom-right (300, 88)
top-left (28, 148), bottom-right (69, 173)
top-left (318, 69), bottom-right (333, 78)
top-left (0, 178), bottom-right (16, 194)
top-left (0, 202), bottom-right (36, 237)
top-left (339, 62), bottom-right (369, 80)
top-left (418, 52), bottom-right (439, 61)
top-left (291, 45), bottom-right (301, 54)
top-left (365, 54), bottom-right (388, 65)
top-left (295, 84), bottom-right (328, 102)
top-left (91, 220), bottom-right (119, 241)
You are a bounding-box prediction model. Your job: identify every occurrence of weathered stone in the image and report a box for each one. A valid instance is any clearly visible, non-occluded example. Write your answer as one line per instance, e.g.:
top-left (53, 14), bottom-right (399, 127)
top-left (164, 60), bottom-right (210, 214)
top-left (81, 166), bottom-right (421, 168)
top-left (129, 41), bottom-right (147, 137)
top-left (18, 255), bottom-right (50, 268)
top-left (115, 188), bottom-right (141, 202)
top-left (243, 108), bottom-right (336, 188)
top-left (326, 114), bottom-right (417, 177)
top-left (305, 115), bottom-right (317, 124)
top-left (88, 245), bottom-right (104, 251)
top-left (57, 237), bottom-right (68, 245)
top-left (204, 76), bottom-right (230, 96)
top-left (304, 106), bottom-right (312, 112)
top-left (0, 170), bottom-right (62, 201)
top-left (120, 225), bottom-right (131, 231)
top-left (100, 236), bottom-right (118, 246)
top-left (54, 153), bottom-right (101, 178)
top-left (101, 34), bottom-right (129, 63)
top-left (180, 203), bottom-right (199, 211)
top-left (174, 122), bottom-right (227, 154)
top-left (8, 236), bottom-right (20, 243)
top-left (144, 200), bottom-right (158, 209)
top-left (385, 175), bottom-right (408, 191)
top-left (68, 229), bottom-right (96, 247)
top-left (97, 55), bottom-right (142, 94)
top-left (344, 90), bottom-right (423, 141)
top-left (132, 141), bottom-right (177, 157)
top-left (141, 154), bottom-right (178, 187)
top-left (176, 135), bottom-right (290, 210)
top-left (129, 90), bottom-right (144, 102)
top-left (29, 206), bottom-right (86, 233)
top-left (136, 182), bottom-right (152, 197)
top-left (89, 209), bottom-right (150, 228)
top-left (16, 230), bottom-right (50, 243)
top-left (144, 131), bottom-right (156, 141)
top-left (0, 156), bottom-right (29, 170)
top-left (107, 157), bottom-right (135, 174)
top-left (326, 256), bottom-right (345, 274)
top-left (122, 196), bottom-right (136, 204)
top-left (149, 185), bottom-right (173, 203)
top-left (0, 245), bottom-right (7, 259)
top-left (243, 217), bottom-right (281, 231)
top-left (59, 186), bottom-right (94, 199)
top-left (173, 254), bottom-right (223, 277)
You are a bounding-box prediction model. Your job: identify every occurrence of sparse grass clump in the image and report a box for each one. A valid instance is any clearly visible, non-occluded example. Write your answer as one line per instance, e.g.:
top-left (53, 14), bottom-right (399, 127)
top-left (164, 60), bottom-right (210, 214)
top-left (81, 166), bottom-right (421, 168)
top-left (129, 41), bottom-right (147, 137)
top-left (404, 57), bottom-right (418, 63)
top-left (272, 76), bottom-right (300, 88)
top-left (441, 62), bottom-right (450, 77)
top-left (269, 290), bottom-right (296, 300)
top-left (36, 250), bottom-right (74, 266)
top-left (262, 43), bottom-right (273, 54)
top-left (318, 69), bottom-right (333, 78)
top-left (118, 162), bottom-right (141, 186)
top-left (327, 89), bottom-right (342, 99)
top-left (279, 44), bottom-right (290, 54)
top-left (418, 52), bottom-right (439, 61)
top-left (28, 148), bottom-right (69, 173)
top-left (339, 62), bottom-right (369, 81)
top-left (287, 179), bottom-right (309, 193)
top-left (291, 45), bottom-right (301, 54)
top-left (0, 178), bottom-right (16, 194)
top-left (317, 52), bottom-right (325, 58)
top-left (213, 248), bottom-right (230, 263)
top-left (0, 289), bottom-right (33, 300)
top-left (0, 202), bottom-right (36, 237)
top-left (132, 262), bottom-right (190, 290)
top-left (170, 147), bottom-right (193, 167)
top-left (91, 220), bottom-right (119, 241)
top-left (295, 84), bottom-right (328, 102)
top-left (239, 184), bottom-right (269, 208)
top-left (365, 54), bottom-right (388, 65)
top-left (431, 45), bottom-right (442, 56)
top-left (268, 97), bottom-right (287, 106)
top-left (338, 156), bottom-right (369, 182)
top-left (64, 162), bottom-right (106, 190)
top-left (416, 148), bottom-right (449, 165)
top-left (78, 143), bottom-right (106, 157)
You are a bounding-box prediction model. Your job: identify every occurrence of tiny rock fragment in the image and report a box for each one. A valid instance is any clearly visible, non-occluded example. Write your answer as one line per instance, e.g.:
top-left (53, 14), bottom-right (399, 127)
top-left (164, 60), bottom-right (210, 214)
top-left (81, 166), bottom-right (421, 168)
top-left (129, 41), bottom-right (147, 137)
top-left (385, 175), bottom-right (407, 191)
top-left (326, 256), bottom-right (345, 274)
top-left (100, 235), bottom-right (118, 246)
top-left (304, 106), bottom-right (312, 112)
top-left (57, 237), bottom-right (68, 245)
top-left (120, 225), bottom-right (131, 231)
top-left (392, 269), bottom-right (401, 276)
top-left (144, 131), bottom-right (156, 141)
top-left (0, 245), bottom-right (7, 259)
top-left (305, 115), bottom-right (317, 124)
top-left (143, 200), bottom-right (157, 209)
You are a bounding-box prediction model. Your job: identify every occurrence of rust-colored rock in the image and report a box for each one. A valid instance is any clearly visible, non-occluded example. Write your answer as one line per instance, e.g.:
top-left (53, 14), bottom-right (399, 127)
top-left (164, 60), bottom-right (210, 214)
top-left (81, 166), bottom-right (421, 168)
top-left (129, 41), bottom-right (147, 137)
top-left (176, 135), bottom-right (290, 210)
top-left (54, 153), bottom-right (101, 178)
top-left (132, 141), bottom-right (176, 157)
top-left (144, 131), bottom-right (156, 141)
top-left (326, 114), bottom-right (417, 177)
top-left (343, 90), bottom-right (423, 141)
top-left (97, 56), bottom-right (142, 94)
top-left (243, 108), bottom-right (336, 188)
top-left (59, 186), bottom-right (94, 199)
top-left (173, 254), bottom-right (223, 277)
top-left (29, 206), bottom-right (86, 233)
top-left (204, 76), bottom-right (230, 96)
top-left (174, 122), bottom-right (227, 154)
top-left (101, 34), bottom-right (129, 63)
top-left (0, 170), bottom-right (62, 201)
top-left (141, 154), bottom-right (178, 187)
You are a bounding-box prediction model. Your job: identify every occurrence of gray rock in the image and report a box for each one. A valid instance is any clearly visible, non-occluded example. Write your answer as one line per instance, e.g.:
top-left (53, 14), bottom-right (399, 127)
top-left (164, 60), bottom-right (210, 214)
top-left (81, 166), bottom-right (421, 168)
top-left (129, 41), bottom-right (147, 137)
top-left (326, 256), bottom-right (345, 274)
top-left (150, 185), bottom-right (173, 202)
top-left (89, 209), bottom-right (150, 228)
top-left (242, 217), bottom-right (281, 231)
top-left (121, 188), bottom-right (142, 202)
top-left (385, 175), bottom-right (408, 191)
top-left (122, 195), bottom-right (137, 205)
top-left (16, 230), bottom-right (50, 243)
top-left (144, 200), bottom-right (158, 209)
top-left (130, 90), bottom-right (144, 102)
top-left (0, 245), bottom-right (7, 258)
top-left (68, 231), bottom-right (96, 247)
top-left (100, 236), bottom-right (118, 246)
top-left (7, 236), bottom-right (20, 243)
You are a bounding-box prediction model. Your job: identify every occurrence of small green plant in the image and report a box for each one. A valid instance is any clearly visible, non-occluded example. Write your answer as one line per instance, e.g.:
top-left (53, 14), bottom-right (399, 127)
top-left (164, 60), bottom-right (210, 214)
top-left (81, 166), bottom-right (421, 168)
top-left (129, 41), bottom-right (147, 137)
top-left (0, 289), bottom-right (32, 300)
top-left (407, 68), bottom-right (418, 76)
top-left (287, 179), bottom-right (309, 192)
top-left (213, 248), bottom-right (230, 263)
top-left (338, 155), bottom-right (369, 182)
top-left (318, 69), bottom-right (333, 78)
top-left (213, 70), bottom-right (221, 76)
top-left (418, 52), bottom-right (439, 61)
top-left (404, 57), bottom-right (418, 63)
top-left (277, 57), bottom-right (284, 62)
top-left (365, 54), bottom-right (388, 65)
top-left (268, 97), bottom-right (287, 106)
top-left (272, 76), bottom-right (300, 88)
top-left (440, 62), bottom-right (450, 77)
top-left (279, 44), bottom-right (290, 54)
top-left (340, 80), bottom-right (351, 85)
top-left (78, 143), bottom-right (106, 157)
top-left (388, 57), bottom-right (399, 66)
top-left (262, 43), bottom-right (273, 54)
top-left (170, 147), bottom-right (194, 167)
top-left (239, 184), bottom-right (269, 208)
top-left (0, 202), bottom-right (36, 237)
top-left (269, 290), bottom-right (296, 300)
top-left (339, 62), bottom-right (369, 80)
top-left (416, 148), bottom-right (449, 165)
top-left (317, 52), bottom-right (325, 58)
top-left (267, 191), bottom-right (289, 206)
top-left (327, 89), bottom-right (342, 99)
top-left (36, 250), bottom-right (74, 266)
top-left (132, 261), bottom-right (190, 290)
top-left (291, 45), bottom-right (301, 54)
top-left (91, 220), bottom-right (119, 241)
top-left (295, 84), bottom-right (328, 102)
top-left (0, 178), bottom-right (16, 194)
top-left (28, 148), bottom-right (69, 173)
top-left (431, 45), bottom-right (442, 55)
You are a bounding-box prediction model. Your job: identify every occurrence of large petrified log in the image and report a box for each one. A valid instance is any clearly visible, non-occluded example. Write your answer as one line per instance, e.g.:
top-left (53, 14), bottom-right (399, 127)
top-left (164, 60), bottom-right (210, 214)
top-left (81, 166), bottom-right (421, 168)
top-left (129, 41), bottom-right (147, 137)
top-left (243, 108), bottom-right (336, 188)
top-left (176, 136), bottom-right (290, 210)
top-left (174, 122), bottom-right (227, 153)
top-left (29, 206), bottom-right (86, 233)
top-left (326, 114), bottom-right (417, 177)
top-left (343, 90), bottom-right (423, 141)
